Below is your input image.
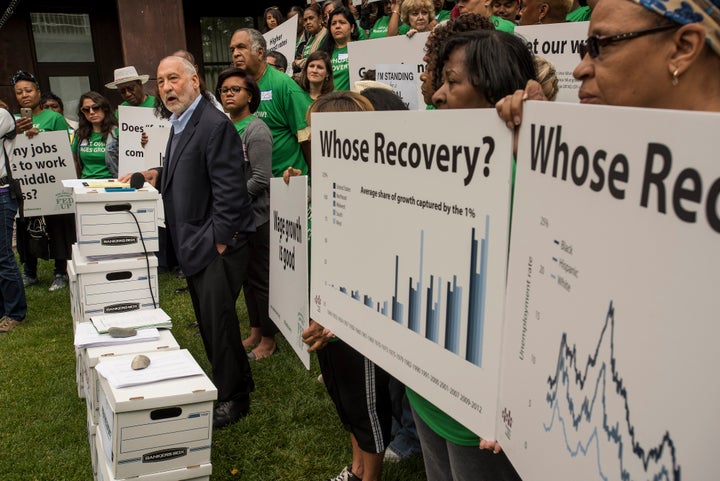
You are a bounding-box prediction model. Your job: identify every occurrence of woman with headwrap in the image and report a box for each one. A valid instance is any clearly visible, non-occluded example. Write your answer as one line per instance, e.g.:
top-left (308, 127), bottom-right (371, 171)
top-left (497, 0), bottom-right (720, 122)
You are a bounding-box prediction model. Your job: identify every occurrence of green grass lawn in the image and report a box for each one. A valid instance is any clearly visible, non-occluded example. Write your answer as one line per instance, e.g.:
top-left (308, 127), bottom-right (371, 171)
top-left (0, 262), bottom-right (427, 481)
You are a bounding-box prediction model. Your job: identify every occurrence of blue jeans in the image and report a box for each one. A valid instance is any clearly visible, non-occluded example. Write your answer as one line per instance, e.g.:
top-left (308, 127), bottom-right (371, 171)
top-left (0, 192), bottom-right (27, 320)
top-left (387, 377), bottom-right (422, 457)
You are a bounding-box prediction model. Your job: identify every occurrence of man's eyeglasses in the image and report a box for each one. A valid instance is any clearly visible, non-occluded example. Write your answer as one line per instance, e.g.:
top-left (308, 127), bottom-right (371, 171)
top-left (81, 104), bottom-right (102, 113)
top-left (578, 23), bottom-right (678, 60)
top-left (220, 85), bottom-right (248, 95)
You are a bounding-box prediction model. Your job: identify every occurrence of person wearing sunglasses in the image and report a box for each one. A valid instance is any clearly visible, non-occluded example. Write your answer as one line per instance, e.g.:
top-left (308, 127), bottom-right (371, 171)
top-left (105, 66), bottom-right (155, 109)
top-left (497, 0), bottom-right (720, 127)
top-left (72, 91), bottom-right (118, 180)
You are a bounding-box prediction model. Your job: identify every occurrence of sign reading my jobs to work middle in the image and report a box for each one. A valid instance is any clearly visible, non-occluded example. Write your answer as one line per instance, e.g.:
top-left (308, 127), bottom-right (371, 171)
top-left (269, 176), bottom-right (311, 369)
top-left (11, 130), bottom-right (76, 216)
top-left (264, 17), bottom-right (297, 76)
top-left (498, 102), bottom-right (720, 481)
top-left (117, 105), bottom-right (171, 176)
top-left (348, 33), bottom-right (429, 109)
top-left (310, 109), bottom-right (514, 438)
top-left (515, 22), bottom-right (588, 103)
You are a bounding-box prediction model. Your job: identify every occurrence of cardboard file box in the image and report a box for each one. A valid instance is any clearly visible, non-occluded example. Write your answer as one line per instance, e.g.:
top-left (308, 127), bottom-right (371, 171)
top-left (76, 346), bottom-right (86, 398)
top-left (95, 429), bottom-right (211, 481)
top-left (74, 186), bottom-right (159, 257)
top-left (69, 244), bottom-right (159, 324)
top-left (97, 350), bottom-right (217, 479)
top-left (81, 329), bottom-right (179, 424)
top-left (89, 417), bottom-right (98, 478)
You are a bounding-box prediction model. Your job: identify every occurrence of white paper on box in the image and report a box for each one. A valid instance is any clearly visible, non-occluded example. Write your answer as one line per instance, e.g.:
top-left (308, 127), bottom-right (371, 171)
top-left (74, 323), bottom-right (160, 349)
top-left (82, 329), bottom-right (180, 425)
top-left (95, 349), bottom-right (202, 388)
top-left (91, 308), bottom-right (171, 334)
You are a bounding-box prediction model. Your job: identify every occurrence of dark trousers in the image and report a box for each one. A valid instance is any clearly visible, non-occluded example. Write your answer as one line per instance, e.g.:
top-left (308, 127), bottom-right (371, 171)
top-left (187, 243), bottom-right (254, 402)
top-left (243, 221), bottom-right (278, 337)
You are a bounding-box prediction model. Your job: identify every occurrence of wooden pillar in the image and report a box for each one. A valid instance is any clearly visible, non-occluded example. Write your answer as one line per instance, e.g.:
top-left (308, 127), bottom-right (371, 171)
top-left (115, 0), bottom-right (186, 80)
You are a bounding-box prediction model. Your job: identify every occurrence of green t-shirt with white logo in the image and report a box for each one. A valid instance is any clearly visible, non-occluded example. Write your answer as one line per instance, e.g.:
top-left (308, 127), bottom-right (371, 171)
top-left (332, 45), bottom-right (351, 91)
top-left (72, 131), bottom-right (112, 179)
top-left (256, 65), bottom-right (311, 176)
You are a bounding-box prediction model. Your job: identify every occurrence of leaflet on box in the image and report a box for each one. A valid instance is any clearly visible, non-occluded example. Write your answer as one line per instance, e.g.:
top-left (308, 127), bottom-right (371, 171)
top-left (94, 350), bottom-right (204, 388)
top-left (91, 308), bottom-right (172, 334)
top-left (74, 322), bottom-right (160, 349)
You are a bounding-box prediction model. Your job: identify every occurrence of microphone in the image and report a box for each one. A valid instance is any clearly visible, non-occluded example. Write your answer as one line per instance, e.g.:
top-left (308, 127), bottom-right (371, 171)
top-left (130, 172), bottom-right (145, 190)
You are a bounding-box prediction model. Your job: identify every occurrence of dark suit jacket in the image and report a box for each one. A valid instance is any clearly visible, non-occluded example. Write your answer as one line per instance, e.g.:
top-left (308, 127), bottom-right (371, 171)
top-left (156, 96), bottom-right (255, 276)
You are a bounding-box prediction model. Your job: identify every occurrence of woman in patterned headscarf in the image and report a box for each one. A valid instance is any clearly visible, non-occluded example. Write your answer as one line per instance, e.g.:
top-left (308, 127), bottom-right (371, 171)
top-left (497, 0), bottom-right (720, 120)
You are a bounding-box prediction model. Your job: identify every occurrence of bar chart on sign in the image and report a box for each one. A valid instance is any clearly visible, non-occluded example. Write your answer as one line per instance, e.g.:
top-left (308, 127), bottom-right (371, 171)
top-left (309, 109), bottom-right (515, 436)
top-left (333, 223), bottom-right (490, 367)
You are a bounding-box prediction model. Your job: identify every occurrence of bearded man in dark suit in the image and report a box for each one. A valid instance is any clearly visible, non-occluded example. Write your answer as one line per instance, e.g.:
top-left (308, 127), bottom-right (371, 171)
top-left (126, 56), bottom-right (255, 429)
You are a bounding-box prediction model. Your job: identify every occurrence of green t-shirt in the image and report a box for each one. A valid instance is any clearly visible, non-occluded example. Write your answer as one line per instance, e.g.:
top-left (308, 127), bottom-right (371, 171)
top-left (369, 16), bottom-right (411, 39)
top-left (369, 15), bottom-right (391, 39)
top-left (406, 388), bottom-right (480, 446)
top-left (257, 65), bottom-right (311, 177)
top-left (356, 20), bottom-right (368, 40)
top-left (436, 9), bottom-right (451, 22)
top-left (116, 94), bottom-right (156, 118)
top-left (566, 5), bottom-right (591, 21)
top-left (331, 45), bottom-right (351, 91)
top-left (120, 94), bottom-right (155, 109)
top-left (491, 15), bottom-right (515, 33)
top-left (32, 108), bottom-right (70, 133)
top-left (72, 131), bottom-right (112, 179)
top-left (233, 115), bottom-right (255, 137)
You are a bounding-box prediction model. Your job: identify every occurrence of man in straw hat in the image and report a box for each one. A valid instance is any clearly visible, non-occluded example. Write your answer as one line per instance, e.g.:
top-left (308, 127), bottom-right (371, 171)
top-left (105, 66), bottom-right (155, 108)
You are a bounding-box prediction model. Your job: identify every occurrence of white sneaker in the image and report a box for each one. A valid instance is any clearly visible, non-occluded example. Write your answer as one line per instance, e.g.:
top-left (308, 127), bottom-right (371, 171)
top-left (49, 274), bottom-right (67, 292)
top-left (326, 465), bottom-right (361, 481)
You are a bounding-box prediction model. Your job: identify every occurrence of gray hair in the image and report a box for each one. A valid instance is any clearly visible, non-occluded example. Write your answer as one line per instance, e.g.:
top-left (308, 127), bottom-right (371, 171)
top-left (235, 28), bottom-right (267, 59)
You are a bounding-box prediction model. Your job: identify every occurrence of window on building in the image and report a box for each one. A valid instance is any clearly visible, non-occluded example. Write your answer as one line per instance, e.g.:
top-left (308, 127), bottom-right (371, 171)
top-left (31, 13), bottom-right (96, 122)
top-left (200, 17), bottom-right (254, 91)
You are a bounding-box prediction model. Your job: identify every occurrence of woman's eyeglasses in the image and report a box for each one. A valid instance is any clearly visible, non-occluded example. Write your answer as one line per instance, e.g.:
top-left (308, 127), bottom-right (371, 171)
top-left (220, 85), bottom-right (248, 95)
top-left (578, 23), bottom-right (678, 60)
top-left (81, 104), bottom-right (102, 113)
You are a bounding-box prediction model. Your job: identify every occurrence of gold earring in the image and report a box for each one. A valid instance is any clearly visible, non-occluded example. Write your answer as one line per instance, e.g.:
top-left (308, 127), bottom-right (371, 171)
top-left (671, 69), bottom-right (679, 86)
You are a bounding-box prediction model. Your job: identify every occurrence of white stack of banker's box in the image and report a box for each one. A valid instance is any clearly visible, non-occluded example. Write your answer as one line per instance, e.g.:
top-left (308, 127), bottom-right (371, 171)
top-left (95, 350), bottom-right (216, 481)
top-left (70, 184), bottom-right (161, 329)
top-left (68, 183), bottom-right (175, 479)
top-left (71, 184), bottom-right (161, 409)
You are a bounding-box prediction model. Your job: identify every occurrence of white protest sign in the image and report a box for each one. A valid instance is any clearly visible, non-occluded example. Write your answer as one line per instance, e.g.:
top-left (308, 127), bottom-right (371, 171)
top-left (376, 64), bottom-right (419, 110)
top-left (269, 176), bottom-right (311, 369)
top-left (348, 33), bottom-right (429, 109)
top-left (499, 102), bottom-right (720, 480)
top-left (11, 130), bottom-right (75, 216)
top-left (264, 17), bottom-right (297, 76)
top-left (515, 22), bottom-right (588, 103)
top-left (310, 109), bottom-right (513, 437)
top-left (117, 105), bottom-right (170, 176)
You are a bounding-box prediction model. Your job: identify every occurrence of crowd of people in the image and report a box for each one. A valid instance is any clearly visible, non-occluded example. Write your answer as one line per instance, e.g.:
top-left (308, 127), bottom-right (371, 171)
top-left (2, 0), bottom-right (719, 479)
